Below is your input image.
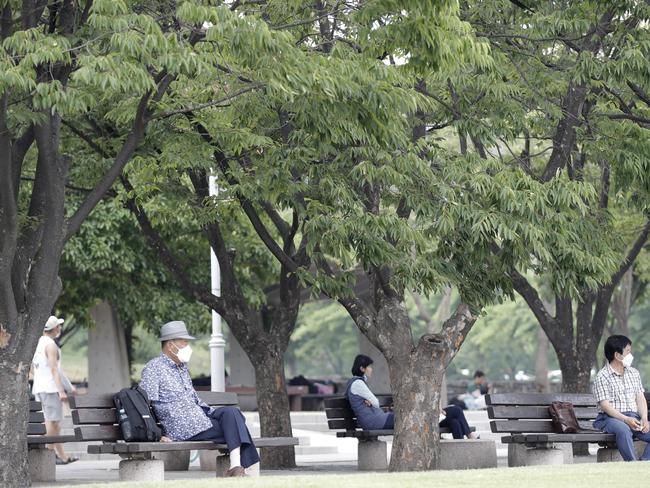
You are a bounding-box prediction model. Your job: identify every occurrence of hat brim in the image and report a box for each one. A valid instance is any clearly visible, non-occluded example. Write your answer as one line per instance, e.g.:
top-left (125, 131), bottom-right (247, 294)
top-left (159, 333), bottom-right (196, 342)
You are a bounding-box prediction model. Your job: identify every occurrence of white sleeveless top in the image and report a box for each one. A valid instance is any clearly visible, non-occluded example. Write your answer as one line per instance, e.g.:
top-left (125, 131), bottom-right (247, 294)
top-left (32, 335), bottom-right (60, 394)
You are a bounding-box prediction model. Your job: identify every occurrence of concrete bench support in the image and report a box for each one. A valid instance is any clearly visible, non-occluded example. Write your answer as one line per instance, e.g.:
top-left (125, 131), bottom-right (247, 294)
top-left (508, 443), bottom-right (567, 467)
top-left (29, 447), bottom-right (55, 482)
top-left (508, 443), bottom-right (572, 467)
top-left (597, 441), bottom-right (646, 462)
top-left (199, 451), bottom-right (231, 476)
top-left (119, 459), bottom-right (164, 481)
top-left (439, 439), bottom-right (497, 470)
top-left (153, 450), bottom-right (190, 471)
top-left (357, 439), bottom-right (388, 471)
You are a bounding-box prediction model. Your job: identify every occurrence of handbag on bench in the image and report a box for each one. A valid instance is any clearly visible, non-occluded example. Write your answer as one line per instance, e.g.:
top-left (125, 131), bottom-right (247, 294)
top-left (548, 401), bottom-right (580, 433)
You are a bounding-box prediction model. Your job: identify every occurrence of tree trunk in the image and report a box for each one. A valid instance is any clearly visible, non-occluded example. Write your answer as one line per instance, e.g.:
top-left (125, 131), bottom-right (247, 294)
top-left (610, 269), bottom-right (633, 336)
top-left (534, 328), bottom-right (550, 393)
top-left (556, 345), bottom-right (593, 393)
top-left (251, 346), bottom-right (295, 469)
top-left (388, 348), bottom-right (446, 470)
top-left (0, 350), bottom-right (31, 487)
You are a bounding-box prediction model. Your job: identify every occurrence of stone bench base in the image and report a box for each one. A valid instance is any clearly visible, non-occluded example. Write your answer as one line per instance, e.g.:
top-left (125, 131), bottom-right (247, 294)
top-left (439, 439), bottom-right (497, 470)
top-left (153, 450), bottom-right (191, 471)
top-left (29, 447), bottom-right (55, 482)
top-left (357, 438), bottom-right (497, 471)
top-left (508, 443), bottom-right (571, 467)
top-left (119, 459), bottom-right (164, 481)
top-left (597, 441), bottom-right (646, 462)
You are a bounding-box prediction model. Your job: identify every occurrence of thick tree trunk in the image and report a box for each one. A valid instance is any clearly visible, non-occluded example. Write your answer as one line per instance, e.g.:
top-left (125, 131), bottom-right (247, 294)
top-left (251, 346), bottom-right (295, 469)
top-left (360, 295), bottom-right (476, 471)
top-left (388, 349), bottom-right (446, 471)
top-left (0, 350), bottom-right (31, 487)
top-left (534, 328), bottom-right (550, 393)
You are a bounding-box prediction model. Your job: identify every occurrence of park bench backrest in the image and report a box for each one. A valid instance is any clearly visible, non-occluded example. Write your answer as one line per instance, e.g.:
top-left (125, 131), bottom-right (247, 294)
top-left (324, 396), bottom-right (392, 432)
top-left (28, 400), bottom-right (46, 436)
top-left (69, 391), bottom-right (238, 442)
top-left (487, 393), bottom-right (601, 434)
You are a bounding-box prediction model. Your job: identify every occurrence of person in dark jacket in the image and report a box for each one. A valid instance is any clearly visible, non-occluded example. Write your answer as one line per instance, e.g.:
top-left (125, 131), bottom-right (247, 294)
top-left (345, 354), bottom-right (479, 439)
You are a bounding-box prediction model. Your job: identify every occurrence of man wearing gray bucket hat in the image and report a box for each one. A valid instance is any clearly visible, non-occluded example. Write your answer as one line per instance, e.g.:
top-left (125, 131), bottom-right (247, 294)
top-left (140, 321), bottom-right (259, 477)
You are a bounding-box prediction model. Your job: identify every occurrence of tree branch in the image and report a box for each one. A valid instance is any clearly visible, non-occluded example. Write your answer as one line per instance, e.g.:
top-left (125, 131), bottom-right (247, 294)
top-left (610, 218), bottom-right (650, 287)
top-left (627, 81), bottom-right (650, 108)
top-left (121, 176), bottom-right (227, 316)
top-left (65, 90), bottom-right (154, 241)
top-left (150, 84), bottom-right (264, 120)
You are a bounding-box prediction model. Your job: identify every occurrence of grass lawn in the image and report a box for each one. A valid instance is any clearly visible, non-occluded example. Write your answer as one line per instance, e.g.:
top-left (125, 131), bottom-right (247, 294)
top-left (60, 462), bottom-right (648, 488)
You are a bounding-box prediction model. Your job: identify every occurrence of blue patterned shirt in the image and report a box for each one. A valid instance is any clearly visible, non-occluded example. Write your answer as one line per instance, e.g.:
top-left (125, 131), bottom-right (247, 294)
top-left (139, 354), bottom-right (213, 440)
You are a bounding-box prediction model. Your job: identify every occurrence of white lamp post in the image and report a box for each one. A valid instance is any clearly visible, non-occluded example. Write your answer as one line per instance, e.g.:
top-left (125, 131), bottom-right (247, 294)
top-left (208, 172), bottom-right (226, 392)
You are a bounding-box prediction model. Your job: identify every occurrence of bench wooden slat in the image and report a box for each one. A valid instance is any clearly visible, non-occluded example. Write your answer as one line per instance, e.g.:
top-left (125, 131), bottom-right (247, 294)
top-left (501, 433), bottom-right (615, 444)
top-left (28, 424), bottom-right (46, 435)
top-left (75, 425), bottom-right (120, 441)
top-left (485, 393), bottom-right (597, 407)
top-left (87, 437), bottom-right (299, 454)
top-left (325, 408), bottom-right (355, 419)
top-left (328, 419), bottom-right (358, 430)
top-left (29, 412), bottom-right (45, 423)
top-left (490, 419), bottom-right (596, 433)
top-left (488, 406), bottom-right (598, 420)
top-left (72, 409), bottom-right (117, 425)
top-left (325, 397), bottom-right (352, 408)
top-left (70, 391), bottom-right (239, 409)
top-left (30, 401), bottom-right (42, 412)
top-left (69, 395), bottom-right (114, 409)
top-left (324, 396), bottom-right (392, 409)
top-left (196, 391), bottom-right (239, 405)
top-left (28, 434), bottom-right (77, 445)
top-left (531, 433), bottom-right (615, 443)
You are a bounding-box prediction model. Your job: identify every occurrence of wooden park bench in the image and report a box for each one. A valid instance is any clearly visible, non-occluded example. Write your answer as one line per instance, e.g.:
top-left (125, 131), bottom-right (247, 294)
top-left (27, 400), bottom-right (77, 482)
top-left (325, 396), bottom-right (497, 471)
top-left (69, 391), bottom-right (299, 481)
top-left (486, 392), bottom-right (650, 466)
top-left (223, 385), bottom-right (310, 411)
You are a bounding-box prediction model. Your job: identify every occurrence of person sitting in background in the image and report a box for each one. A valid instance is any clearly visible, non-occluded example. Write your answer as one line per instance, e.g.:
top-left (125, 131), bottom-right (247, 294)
top-left (345, 354), bottom-right (479, 439)
top-left (592, 335), bottom-right (650, 461)
top-left (139, 321), bottom-right (260, 477)
top-left (450, 370), bottom-right (491, 410)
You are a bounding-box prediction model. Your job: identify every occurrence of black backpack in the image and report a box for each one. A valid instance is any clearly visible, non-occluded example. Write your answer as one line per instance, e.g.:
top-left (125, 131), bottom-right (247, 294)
top-left (113, 386), bottom-right (162, 442)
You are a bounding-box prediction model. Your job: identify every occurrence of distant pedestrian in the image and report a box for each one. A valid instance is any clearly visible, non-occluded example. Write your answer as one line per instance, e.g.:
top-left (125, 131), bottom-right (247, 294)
top-left (31, 316), bottom-right (77, 465)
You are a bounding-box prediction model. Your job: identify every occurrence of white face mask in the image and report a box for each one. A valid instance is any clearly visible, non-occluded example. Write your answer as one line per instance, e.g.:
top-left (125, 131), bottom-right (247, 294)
top-left (172, 343), bottom-right (193, 363)
top-left (621, 353), bottom-right (634, 368)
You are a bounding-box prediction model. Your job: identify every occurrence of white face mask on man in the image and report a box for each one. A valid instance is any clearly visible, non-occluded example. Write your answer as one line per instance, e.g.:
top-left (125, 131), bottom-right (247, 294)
top-left (172, 342), bottom-right (193, 363)
top-left (621, 353), bottom-right (634, 368)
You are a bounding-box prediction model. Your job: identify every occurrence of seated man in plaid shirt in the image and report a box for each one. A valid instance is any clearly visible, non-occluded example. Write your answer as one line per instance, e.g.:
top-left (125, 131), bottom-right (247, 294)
top-left (592, 335), bottom-right (650, 461)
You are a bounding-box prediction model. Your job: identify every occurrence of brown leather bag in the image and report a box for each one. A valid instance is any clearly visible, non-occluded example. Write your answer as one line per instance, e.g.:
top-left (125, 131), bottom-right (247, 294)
top-left (549, 401), bottom-right (580, 433)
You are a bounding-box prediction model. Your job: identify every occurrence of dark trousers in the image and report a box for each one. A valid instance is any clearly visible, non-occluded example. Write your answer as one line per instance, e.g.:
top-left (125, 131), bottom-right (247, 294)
top-left (440, 405), bottom-right (472, 439)
top-left (188, 406), bottom-right (260, 468)
top-left (381, 405), bottom-right (472, 439)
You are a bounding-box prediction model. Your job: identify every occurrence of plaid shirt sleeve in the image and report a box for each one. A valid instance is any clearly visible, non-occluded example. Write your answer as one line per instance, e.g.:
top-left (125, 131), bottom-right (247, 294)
top-left (592, 371), bottom-right (609, 403)
top-left (629, 368), bottom-right (644, 395)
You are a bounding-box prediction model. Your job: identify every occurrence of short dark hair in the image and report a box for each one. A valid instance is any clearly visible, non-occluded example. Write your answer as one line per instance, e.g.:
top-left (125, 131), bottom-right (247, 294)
top-left (351, 354), bottom-right (373, 376)
top-left (474, 370), bottom-right (485, 378)
top-left (604, 335), bottom-right (632, 362)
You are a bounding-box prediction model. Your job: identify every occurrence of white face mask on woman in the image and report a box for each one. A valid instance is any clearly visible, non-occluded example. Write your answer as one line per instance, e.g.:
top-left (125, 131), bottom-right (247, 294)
top-left (172, 342), bottom-right (193, 363)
